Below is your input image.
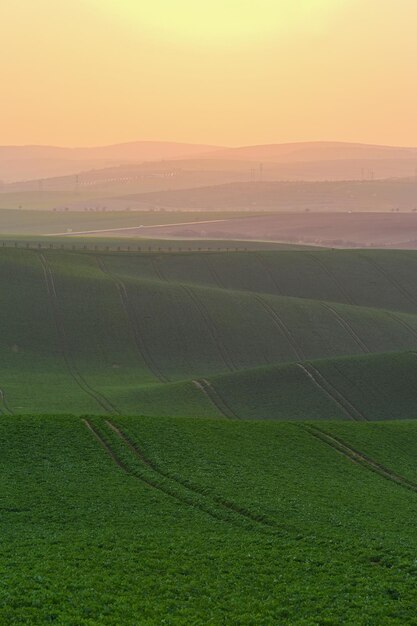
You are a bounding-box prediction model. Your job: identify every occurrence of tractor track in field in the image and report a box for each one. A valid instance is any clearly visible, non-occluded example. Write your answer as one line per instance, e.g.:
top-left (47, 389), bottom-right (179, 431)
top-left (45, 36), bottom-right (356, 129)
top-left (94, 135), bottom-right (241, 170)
top-left (150, 258), bottom-right (166, 282)
top-left (297, 362), bottom-right (367, 421)
top-left (0, 389), bottom-right (13, 416)
top-left (320, 302), bottom-right (370, 353)
top-left (150, 259), bottom-right (237, 374)
top-left (149, 259), bottom-right (195, 374)
top-left (83, 418), bottom-right (276, 531)
top-left (204, 256), bottom-right (224, 288)
top-left (193, 379), bottom-right (241, 419)
top-left (182, 285), bottom-right (237, 372)
top-left (307, 254), bottom-right (354, 305)
top-left (304, 424), bottom-right (417, 494)
top-left (359, 255), bottom-right (417, 309)
top-left (106, 419), bottom-right (279, 529)
top-left (386, 311), bottom-right (417, 342)
top-left (255, 295), bottom-right (304, 360)
top-left (96, 256), bottom-right (169, 383)
top-left (39, 254), bottom-right (120, 415)
top-left (255, 252), bottom-right (282, 295)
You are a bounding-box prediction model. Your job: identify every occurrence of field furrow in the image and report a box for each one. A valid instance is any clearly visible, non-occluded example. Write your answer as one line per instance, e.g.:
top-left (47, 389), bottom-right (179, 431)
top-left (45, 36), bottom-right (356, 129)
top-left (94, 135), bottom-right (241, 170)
top-left (320, 303), bottom-right (370, 353)
top-left (193, 379), bottom-right (240, 419)
top-left (106, 420), bottom-right (277, 528)
top-left (97, 256), bottom-right (169, 383)
top-left (298, 363), bottom-right (366, 421)
top-left (304, 425), bottom-right (417, 494)
top-left (181, 285), bottom-right (237, 371)
top-left (84, 418), bottom-right (272, 531)
top-left (307, 253), bottom-right (354, 304)
top-left (360, 254), bottom-right (417, 308)
top-left (0, 389), bottom-right (13, 415)
top-left (39, 254), bottom-right (119, 414)
top-left (254, 295), bottom-right (304, 360)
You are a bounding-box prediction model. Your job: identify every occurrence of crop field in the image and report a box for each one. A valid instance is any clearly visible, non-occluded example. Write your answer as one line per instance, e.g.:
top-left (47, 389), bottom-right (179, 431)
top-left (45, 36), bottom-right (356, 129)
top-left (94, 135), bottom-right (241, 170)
top-left (1, 415), bottom-right (417, 624)
top-left (2, 247), bottom-right (417, 416)
top-left (0, 208), bottom-right (257, 236)
top-left (120, 211), bottom-right (417, 248)
top-left (2, 245), bottom-right (417, 623)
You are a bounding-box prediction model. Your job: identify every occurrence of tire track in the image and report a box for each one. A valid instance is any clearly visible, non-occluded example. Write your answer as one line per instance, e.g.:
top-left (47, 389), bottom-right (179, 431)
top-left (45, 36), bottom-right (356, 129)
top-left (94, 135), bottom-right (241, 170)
top-left (255, 295), bottom-right (305, 360)
top-left (193, 379), bottom-right (241, 419)
top-left (297, 362), bottom-right (367, 421)
top-left (360, 254), bottom-right (417, 309)
top-left (204, 255), bottom-right (224, 288)
top-left (39, 254), bottom-right (119, 415)
top-left (181, 285), bottom-right (237, 372)
top-left (96, 256), bottom-right (169, 383)
top-left (84, 418), bottom-right (275, 531)
top-left (255, 252), bottom-right (282, 295)
top-left (149, 257), bottom-right (241, 373)
top-left (0, 389), bottom-right (13, 416)
top-left (320, 302), bottom-right (370, 353)
top-left (307, 253), bottom-right (354, 304)
top-left (304, 424), bottom-right (417, 494)
top-left (106, 420), bottom-right (278, 529)
top-left (386, 311), bottom-right (417, 342)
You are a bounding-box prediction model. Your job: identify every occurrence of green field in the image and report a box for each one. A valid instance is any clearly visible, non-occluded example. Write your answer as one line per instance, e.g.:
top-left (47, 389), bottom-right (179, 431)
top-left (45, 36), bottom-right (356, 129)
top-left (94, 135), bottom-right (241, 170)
top-left (2, 246), bottom-right (417, 624)
top-left (2, 247), bottom-right (417, 417)
top-left (1, 416), bottom-right (417, 624)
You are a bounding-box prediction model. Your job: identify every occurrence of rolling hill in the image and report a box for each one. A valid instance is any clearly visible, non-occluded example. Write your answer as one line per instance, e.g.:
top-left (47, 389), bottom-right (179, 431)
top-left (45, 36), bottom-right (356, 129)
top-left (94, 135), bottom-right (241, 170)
top-left (2, 246), bottom-right (417, 417)
top-left (0, 141), bottom-right (222, 183)
top-left (3, 244), bottom-right (417, 624)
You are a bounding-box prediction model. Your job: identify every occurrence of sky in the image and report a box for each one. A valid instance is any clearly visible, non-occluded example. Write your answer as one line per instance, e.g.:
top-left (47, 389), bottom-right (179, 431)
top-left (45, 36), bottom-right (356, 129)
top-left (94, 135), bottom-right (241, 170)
top-left (1, 0), bottom-right (417, 147)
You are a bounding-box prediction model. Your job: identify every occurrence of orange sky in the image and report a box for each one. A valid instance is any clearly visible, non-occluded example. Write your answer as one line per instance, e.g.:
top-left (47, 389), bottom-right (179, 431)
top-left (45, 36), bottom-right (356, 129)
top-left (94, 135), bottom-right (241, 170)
top-left (1, 0), bottom-right (417, 147)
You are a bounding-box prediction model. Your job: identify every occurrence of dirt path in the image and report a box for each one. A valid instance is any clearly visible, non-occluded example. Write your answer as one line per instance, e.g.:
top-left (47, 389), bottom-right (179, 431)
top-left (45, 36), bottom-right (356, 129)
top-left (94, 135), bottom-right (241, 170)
top-left (39, 253), bottom-right (120, 414)
top-left (45, 218), bottom-right (232, 237)
top-left (304, 424), bottom-right (417, 494)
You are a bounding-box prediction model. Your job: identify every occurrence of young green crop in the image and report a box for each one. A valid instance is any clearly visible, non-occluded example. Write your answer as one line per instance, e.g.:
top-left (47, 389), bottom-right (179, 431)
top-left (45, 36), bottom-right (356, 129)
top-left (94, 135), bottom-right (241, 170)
top-left (1, 415), bottom-right (416, 624)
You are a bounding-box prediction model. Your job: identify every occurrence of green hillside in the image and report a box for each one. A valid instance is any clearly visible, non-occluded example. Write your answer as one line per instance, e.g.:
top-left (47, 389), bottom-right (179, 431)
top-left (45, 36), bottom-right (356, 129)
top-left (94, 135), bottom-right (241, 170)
top-left (3, 246), bottom-right (417, 624)
top-left (1, 415), bottom-right (417, 624)
top-left (2, 247), bottom-right (417, 417)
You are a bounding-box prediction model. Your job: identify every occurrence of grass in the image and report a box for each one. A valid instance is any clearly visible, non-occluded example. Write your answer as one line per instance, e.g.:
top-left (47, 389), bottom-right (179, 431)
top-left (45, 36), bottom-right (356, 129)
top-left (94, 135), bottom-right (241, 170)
top-left (1, 415), bottom-right (417, 624)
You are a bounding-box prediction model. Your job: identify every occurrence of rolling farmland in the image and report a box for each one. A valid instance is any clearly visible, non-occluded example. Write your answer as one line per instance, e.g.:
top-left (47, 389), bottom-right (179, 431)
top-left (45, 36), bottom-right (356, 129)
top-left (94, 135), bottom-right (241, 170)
top-left (1, 415), bottom-right (417, 624)
top-left (2, 245), bottom-right (417, 624)
top-left (2, 247), bottom-right (417, 416)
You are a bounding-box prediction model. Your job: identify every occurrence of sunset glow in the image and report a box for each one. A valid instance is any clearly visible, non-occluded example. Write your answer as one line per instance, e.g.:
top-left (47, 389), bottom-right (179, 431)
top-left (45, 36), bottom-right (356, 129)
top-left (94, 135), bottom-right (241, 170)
top-left (1, 0), bottom-right (417, 146)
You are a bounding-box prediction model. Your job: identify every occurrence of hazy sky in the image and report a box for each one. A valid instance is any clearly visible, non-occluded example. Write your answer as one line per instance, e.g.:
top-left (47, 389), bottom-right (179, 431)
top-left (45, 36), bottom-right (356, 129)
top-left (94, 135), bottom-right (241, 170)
top-left (1, 0), bottom-right (417, 146)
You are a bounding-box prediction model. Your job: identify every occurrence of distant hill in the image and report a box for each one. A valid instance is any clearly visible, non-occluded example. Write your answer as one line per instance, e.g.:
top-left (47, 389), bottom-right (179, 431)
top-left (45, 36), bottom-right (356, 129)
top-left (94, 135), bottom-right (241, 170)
top-left (113, 179), bottom-right (417, 212)
top-left (2, 141), bottom-right (417, 186)
top-left (205, 141), bottom-right (417, 163)
top-left (0, 141), bottom-right (223, 183)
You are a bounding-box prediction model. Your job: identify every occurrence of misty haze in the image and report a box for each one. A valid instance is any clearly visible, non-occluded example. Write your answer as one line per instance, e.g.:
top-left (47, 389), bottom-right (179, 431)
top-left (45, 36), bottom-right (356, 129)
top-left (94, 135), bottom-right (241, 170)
top-left (1, 1), bottom-right (417, 625)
